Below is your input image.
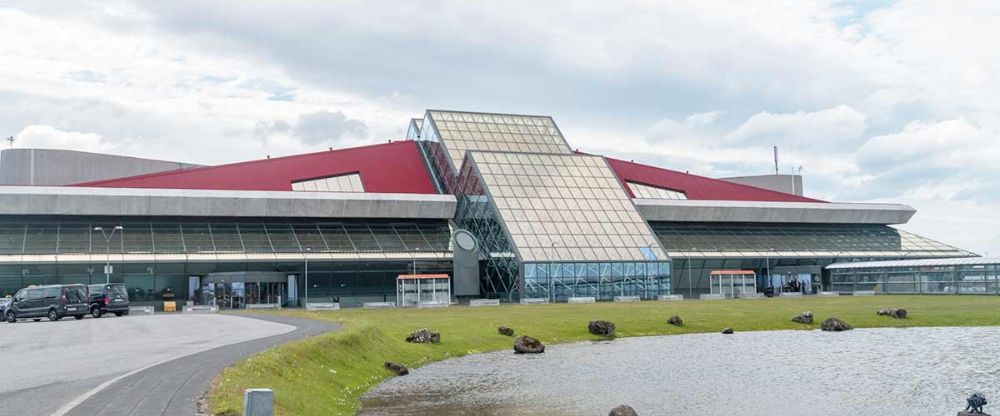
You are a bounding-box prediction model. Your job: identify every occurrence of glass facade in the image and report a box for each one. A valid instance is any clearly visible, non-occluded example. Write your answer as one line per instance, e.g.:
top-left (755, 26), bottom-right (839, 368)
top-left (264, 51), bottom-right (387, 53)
top-left (453, 151), bottom-right (670, 301)
top-left (0, 216), bottom-right (451, 255)
top-left (416, 110), bottom-right (573, 193)
top-left (524, 261), bottom-right (670, 301)
top-left (828, 259), bottom-right (999, 294)
top-left (471, 152), bottom-right (667, 262)
top-left (454, 159), bottom-right (521, 299)
top-left (651, 222), bottom-right (974, 258)
top-left (425, 110), bottom-right (572, 173)
top-left (0, 216), bottom-right (453, 307)
top-left (0, 260), bottom-right (452, 307)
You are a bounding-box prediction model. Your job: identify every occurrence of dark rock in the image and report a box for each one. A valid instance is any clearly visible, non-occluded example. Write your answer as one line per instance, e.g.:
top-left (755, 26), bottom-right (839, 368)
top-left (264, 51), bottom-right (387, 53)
top-left (877, 308), bottom-right (908, 319)
top-left (588, 320), bottom-right (616, 337)
top-left (513, 335), bottom-right (545, 354)
top-left (820, 317), bottom-right (853, 332)
top-left (667, 315), bottom-right (683, 326)
top-left (721, 327), bottom-right (734, 334)
top-left (609, 404), bottom-right (638, 416)
top-left (405, 328), bottom-right (441, 343)
top-left (962, 393), bottom-right (988, 415)
top-left (383, 361), bottom-right (408, 376)
top-left (792, 311), bottom-right (814, 324)
top-left (498, 326), bottom-right (514, 336)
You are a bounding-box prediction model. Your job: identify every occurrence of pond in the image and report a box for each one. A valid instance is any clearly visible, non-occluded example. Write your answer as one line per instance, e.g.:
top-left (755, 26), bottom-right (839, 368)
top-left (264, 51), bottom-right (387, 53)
top-left (360, 327), bottom-right (1000, 415)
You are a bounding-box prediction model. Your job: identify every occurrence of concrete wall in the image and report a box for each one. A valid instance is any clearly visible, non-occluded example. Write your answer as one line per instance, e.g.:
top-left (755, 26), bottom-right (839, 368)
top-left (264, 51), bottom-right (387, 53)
top-left (635, 199), bottom-right (916, 225)
top-left (0, 186), bottom-right (457, 219)
top-left (719, 174), bottom-right (803, 196)
top-left (0, 148), bottom-right (200, 186)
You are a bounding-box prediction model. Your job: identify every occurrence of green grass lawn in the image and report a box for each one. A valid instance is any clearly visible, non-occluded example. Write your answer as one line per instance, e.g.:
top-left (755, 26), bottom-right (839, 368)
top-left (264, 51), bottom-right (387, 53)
top-left (208, 295), bottom-right (1000, 415)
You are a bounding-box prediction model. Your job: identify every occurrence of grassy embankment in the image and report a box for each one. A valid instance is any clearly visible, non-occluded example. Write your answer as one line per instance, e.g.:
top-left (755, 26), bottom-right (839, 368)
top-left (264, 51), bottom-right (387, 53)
top-left (208, 295), bottom-right (1000, 415)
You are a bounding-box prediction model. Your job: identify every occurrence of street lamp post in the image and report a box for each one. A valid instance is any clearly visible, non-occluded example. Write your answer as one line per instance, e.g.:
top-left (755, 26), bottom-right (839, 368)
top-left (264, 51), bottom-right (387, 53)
top-left (304, 247), bottom-right (310, 307)
top-left (687, 247), bottom-right (695, 298)
top-left (94, 226), bottom-right (123, 284)
top-left (765, 248), bottom-right (774, 292)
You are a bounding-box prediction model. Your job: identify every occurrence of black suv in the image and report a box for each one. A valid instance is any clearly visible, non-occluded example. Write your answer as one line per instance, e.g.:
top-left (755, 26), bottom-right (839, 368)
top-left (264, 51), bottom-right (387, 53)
top-left (87, 283), bottom-right (130, 318)
top-left (4, 284), bottom-right (89, 323)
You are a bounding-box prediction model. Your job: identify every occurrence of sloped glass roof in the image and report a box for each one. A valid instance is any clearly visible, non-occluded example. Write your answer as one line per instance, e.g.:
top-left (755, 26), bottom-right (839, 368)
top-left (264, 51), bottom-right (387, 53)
top-left (425, 110), bottom-right (572, 173)
top-left (469, 151), bottom-right (667, 262)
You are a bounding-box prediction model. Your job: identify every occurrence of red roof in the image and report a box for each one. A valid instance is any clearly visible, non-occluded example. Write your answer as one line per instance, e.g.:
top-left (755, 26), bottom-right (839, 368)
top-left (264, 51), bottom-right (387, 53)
top-left (604, 157), bottom-right (824, 203)
top-left (74, 141), bottom-right (439, 194)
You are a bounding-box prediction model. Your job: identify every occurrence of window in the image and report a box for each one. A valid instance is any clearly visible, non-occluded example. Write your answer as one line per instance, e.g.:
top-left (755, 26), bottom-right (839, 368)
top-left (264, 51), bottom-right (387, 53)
top-left (627, 182), bottom-right (687, 200)
top-left (291, 173), bottom-right (364, 192)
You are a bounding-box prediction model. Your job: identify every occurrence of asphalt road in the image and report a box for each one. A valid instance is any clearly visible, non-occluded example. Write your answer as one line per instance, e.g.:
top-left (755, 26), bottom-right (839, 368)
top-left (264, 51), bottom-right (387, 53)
top-left (0, 312), bottom-right (338, 416)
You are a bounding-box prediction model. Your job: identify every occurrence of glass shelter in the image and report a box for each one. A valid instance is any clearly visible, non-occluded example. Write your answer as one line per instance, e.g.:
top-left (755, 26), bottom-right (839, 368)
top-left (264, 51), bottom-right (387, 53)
top-left (396, 274), bottom-right (451, 308)
top-left (709, 270), bottom-right (757, 298)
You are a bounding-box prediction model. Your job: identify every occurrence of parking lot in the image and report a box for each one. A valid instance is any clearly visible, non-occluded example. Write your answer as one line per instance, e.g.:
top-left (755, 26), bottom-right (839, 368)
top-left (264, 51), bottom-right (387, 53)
top-left (0, 313), bottom-right (295, 416)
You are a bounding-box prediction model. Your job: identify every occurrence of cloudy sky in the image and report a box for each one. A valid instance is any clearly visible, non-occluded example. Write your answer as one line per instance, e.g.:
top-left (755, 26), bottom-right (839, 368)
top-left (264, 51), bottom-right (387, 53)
top-left (0, 1), bottom-right (997, 255)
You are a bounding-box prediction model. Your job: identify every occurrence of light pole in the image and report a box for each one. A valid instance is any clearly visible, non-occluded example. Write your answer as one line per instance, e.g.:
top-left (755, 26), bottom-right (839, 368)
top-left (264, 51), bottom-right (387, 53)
top-left (765, 248), bottom-right (774, 292)
top-left (412, 247), bottom-right (420, 274)
top-left (687, 247), bottom-right (694, 298)
top-left (550, 242), bottom-right (558, 301)
top-left (94, 226), bottom-right (123, 284)
top-left (304, 247), bottom-right (310, 307)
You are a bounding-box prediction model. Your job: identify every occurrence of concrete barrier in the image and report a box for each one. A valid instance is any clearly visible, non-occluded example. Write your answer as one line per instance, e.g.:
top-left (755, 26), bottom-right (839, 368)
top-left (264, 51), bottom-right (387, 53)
top-left (128, 306), bottom-right (155, 315)
top-left (657, 294), bottom-right (684, 301)
top-left (243, 388), bottom-right (274, 416)
top-left (613, 295), bottom-right (641, 303)
top-left (779, 292), bottom-right (802, 297)
top-left (568, 296), bottom-right (596, 304)
top-left (853, 290), bottom-right (876, 296)
top-left (362, 301), bottom-right (396, 309)
top-left (245, 303), bottom-right (280, 310)
top-left (469, 299), bottom-right (501, 307)
top-left (417, 301), bottom-right (450, 308)
top-left (738, 292), bottom-right (765, 299)
top-left (520, 297), bottom-right (549, 305)
top-left (700, 293), bottom-right (725, 300)
top-left (305, 302), bottom-right (340, 311)
top-left (818, 291), bottom-right (840, 297)
top-left (183, 305), bottom-right (219, 313)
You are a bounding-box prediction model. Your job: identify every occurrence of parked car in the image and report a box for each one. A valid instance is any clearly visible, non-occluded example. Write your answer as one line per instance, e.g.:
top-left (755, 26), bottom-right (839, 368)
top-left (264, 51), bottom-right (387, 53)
top-left (0, 296), bottom-right (10, 315)
top-left (4, 284), bottom-right (89, 323)
top-left (87, 283), bottom-right (130, 318)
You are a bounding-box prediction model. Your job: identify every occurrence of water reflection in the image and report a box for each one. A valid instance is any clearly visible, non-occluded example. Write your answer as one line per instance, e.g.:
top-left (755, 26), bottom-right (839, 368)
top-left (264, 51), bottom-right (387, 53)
top-left (361, 327), bottom-right (1000, 415)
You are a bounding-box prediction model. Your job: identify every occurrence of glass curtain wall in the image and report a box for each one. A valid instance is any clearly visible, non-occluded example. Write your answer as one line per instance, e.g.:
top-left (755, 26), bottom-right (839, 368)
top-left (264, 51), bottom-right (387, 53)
top-left (829, 263), bottom-right (1000, 294)
top-left (0, 217), bottom-right (451, 255)
top-left (0, 260), bottom-right (453, 306)
top-left (523, 261), bottom-right (670, 301)
top-left (454, 158), bottom-right (521, 300)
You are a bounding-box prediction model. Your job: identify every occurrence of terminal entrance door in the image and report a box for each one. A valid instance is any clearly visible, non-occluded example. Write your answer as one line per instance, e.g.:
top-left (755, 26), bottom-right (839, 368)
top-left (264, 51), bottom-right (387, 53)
top-left (244, 281), bottom-right (286, 306)
top-left (202, 271), bottom-right (290, 309)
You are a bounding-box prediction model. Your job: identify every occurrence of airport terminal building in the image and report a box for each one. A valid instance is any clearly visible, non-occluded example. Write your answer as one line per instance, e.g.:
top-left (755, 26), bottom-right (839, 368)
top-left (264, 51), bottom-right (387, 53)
top-left (0, 110), bottom-right (977, 307)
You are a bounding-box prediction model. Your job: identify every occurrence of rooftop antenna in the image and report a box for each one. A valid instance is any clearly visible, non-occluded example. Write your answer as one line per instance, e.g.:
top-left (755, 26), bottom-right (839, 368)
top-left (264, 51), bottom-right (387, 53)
top-left (5, 136), bottom-right (13, 148)
top-left (773, 146), bottom-right (779, 175)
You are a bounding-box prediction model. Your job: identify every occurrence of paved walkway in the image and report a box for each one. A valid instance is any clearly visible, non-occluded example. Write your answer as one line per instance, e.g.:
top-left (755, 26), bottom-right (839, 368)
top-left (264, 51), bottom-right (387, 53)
top-left (0, 312), bottom-right (338, 416)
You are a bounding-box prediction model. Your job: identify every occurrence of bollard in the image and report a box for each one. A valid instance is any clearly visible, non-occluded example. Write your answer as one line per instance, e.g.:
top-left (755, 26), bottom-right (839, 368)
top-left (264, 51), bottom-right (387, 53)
top-left (243, 388), bottom-right (274, 416)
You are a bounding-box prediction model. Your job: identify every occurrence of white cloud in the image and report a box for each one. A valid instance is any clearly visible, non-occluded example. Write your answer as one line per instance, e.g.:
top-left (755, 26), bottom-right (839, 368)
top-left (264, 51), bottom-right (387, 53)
top-left (725, 105), bottom-right (869, 148)
top-left (13, 125), bottom-right (109, 153)
top-left (0, 1), bottom-right (997, 255)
